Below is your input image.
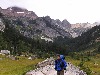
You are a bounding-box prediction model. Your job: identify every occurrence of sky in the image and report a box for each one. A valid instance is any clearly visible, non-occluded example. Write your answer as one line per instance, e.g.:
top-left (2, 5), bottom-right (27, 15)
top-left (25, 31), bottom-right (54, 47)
top-left (0, 0), bottom-right (100, 24)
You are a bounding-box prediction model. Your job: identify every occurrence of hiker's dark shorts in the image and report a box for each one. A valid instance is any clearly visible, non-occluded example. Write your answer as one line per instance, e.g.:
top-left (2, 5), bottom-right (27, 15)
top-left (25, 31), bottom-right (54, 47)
top-left (57, 70), bottom-right (64, 75)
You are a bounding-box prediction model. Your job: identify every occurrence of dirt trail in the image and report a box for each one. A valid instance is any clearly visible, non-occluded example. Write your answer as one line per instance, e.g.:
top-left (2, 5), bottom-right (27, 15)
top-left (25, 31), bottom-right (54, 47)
top-left (26, 57), bottom-right (87, 75)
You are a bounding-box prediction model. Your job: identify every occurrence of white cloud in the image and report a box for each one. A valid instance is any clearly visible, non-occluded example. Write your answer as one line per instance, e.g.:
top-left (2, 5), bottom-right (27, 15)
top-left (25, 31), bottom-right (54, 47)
top-left (0, 0), bottom-right (100, 23)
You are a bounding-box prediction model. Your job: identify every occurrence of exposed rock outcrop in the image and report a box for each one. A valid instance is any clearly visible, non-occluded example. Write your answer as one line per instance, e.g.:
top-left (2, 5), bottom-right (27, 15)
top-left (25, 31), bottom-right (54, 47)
top-left (0, 18), bottom-right (5, 32)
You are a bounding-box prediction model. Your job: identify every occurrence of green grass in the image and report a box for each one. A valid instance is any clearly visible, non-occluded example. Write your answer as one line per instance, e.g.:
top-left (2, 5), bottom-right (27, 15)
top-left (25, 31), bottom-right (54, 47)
top-left (0, 55), bottom-right (43, 75)
top-left (66, 54), bottom-right (100, 75)
top-left (0, 53), bottom-right (100, 75)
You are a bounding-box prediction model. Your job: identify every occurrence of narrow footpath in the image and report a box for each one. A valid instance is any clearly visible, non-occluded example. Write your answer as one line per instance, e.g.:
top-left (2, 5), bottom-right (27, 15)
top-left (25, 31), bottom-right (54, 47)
top-left (26, 57), bottom-right (87, 75)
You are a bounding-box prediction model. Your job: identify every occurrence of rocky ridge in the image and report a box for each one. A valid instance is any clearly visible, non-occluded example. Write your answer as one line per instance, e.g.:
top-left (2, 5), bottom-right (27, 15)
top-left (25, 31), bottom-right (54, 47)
top-left (0, 7), bottom-right (72, 40)
top-left (0, 6), bottom-right (99, 40)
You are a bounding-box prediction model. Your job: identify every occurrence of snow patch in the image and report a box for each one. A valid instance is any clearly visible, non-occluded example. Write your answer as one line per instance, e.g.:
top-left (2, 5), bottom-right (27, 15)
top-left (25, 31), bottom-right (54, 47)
top-left (17, 12), bottom-right (24, 14)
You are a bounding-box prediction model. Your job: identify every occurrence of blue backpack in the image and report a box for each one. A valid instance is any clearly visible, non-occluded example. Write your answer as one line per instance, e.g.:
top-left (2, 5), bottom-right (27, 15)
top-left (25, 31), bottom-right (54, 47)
top-left (55, 55), bottom-right (67, 71)
top-left (60, 55), bottom-right (67, 69)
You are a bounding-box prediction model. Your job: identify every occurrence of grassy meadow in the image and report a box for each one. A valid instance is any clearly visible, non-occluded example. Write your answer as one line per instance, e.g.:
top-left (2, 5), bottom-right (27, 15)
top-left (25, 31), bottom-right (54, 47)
top-left (0, 55), bottom-right (43, 75)
top-left (66, 54), bottom-right (100, 75)
top-left (0, 54), bottom-right (100, 75)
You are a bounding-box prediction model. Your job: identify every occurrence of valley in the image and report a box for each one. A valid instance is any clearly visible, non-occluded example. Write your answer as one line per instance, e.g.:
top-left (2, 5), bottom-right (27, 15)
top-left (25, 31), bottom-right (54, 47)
top-left (0, 6), bottom-right (100, 75)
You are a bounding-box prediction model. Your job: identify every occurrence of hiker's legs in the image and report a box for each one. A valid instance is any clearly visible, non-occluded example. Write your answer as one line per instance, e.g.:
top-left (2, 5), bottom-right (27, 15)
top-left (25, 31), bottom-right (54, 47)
top-left (60, 70), bottom-right (64, 75)
top-left (57, 71), bottom-right (60, 75)
top-left (57, 70), bottom-right (64, 75)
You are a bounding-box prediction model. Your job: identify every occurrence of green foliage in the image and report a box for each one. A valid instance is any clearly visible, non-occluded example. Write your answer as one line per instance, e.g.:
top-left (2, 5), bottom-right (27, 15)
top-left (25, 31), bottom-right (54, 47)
top-left (81, 66), bottom-right (92, 75)
top-left (78, 60), bottom-right (84, 67)
top-left (79, 61), bottom-right (92, 75)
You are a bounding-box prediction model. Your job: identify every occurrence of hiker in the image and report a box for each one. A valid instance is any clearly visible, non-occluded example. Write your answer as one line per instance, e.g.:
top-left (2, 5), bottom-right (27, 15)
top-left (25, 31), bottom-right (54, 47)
top-left (55, 54), bottom-right (67, 75)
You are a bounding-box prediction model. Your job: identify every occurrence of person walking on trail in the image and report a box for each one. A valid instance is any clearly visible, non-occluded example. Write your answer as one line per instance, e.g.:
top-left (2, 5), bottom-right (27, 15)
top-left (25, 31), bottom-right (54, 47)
top-left (55, 54), bottom-right (67, 75)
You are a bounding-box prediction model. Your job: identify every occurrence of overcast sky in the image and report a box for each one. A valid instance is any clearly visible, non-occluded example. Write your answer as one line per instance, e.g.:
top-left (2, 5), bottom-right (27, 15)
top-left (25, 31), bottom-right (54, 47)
top-left (0, 0), bottom-right (100, 23)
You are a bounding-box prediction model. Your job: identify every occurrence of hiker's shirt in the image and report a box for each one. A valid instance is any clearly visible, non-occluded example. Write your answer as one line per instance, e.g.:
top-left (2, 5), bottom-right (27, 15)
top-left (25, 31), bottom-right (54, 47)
top-left (55, 59), bottom-right (65, 71)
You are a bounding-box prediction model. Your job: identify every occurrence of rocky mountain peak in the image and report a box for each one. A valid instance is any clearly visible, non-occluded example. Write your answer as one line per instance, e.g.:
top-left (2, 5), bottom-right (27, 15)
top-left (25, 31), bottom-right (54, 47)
top-left (55, 19), bottom-right (62, 25)
top-left (0, 7), bottom-right (38, 20)
top-left (0, 6), bottom-right (97, 38)
top-left (44, 16), bottom-right (52, 22)
top-left (62, 19), bottom-right (71, 29)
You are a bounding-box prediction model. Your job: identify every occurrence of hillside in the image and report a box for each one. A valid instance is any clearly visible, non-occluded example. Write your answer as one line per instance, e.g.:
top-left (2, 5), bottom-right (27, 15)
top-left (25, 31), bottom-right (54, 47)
top-left (1, 11), bottom-right (100, 54)
top-left (53, 25), bottom-right (100, 54)
top-left (70, 25), bottom-right (100, 52)
top-left (0, 13), bottom-right (50, 56)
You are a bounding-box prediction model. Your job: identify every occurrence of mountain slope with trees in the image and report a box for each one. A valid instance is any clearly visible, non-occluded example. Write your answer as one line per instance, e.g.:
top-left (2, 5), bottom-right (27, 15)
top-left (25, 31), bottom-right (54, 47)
top-left (0, 13), bottom-right (55, 57)
top-left (53, 25), bottom-right (100, 54)
top-left (69, 25), bottom-right (100, 52)
top-left (0, 10), bottom-right (100, 57)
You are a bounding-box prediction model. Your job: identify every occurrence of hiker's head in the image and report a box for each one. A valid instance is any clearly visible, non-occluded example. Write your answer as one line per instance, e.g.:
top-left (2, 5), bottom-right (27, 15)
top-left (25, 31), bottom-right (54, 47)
top-left (56, 54), bottom-right (60, 59)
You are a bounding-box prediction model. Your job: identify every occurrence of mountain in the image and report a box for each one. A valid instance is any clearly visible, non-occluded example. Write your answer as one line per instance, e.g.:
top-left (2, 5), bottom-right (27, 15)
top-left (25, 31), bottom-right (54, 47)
top-left (0, 6), bottom-right (99, 40)
top-left (0, 7), bottom-right (72, 40)
top-left (0, 6), bottom-right (38, 20)
top-left (0, 10), bottom-right (100, 55)
top-left (0, 13), bottom-right (52, 55)
top-left (69, 22), bottom-right (99, 38)
top-left (69, 25), bottom-right (100, 52)
top-left (52, 24), bottom-right (100, 54)
top-left (53, 19), bottom-right (71, 29)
